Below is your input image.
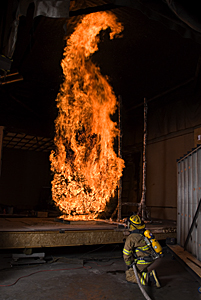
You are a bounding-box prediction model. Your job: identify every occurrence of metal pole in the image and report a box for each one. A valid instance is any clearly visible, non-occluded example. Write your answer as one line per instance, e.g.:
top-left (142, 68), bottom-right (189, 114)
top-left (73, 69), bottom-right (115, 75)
top-left (0, 126), bottom-right (4, 176)
top-left (117, 95), bottom-right (122, 221)
top-left (0, 76), bottom-right (23, 85)
top-left (138, 98), bottom-right (148, 220)
top-left (184, 198), bottom-right (201, 250)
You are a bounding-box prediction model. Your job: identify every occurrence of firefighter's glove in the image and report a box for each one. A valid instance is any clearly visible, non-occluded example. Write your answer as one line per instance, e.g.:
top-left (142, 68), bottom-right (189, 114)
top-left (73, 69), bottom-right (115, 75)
top-left (127, 262), bottom-right (135, 269)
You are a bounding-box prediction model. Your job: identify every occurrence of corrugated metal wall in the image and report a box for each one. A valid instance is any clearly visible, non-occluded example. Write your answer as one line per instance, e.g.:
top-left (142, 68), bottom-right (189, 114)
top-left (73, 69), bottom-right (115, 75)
top-left (177, 146), bottom-right (201, 261)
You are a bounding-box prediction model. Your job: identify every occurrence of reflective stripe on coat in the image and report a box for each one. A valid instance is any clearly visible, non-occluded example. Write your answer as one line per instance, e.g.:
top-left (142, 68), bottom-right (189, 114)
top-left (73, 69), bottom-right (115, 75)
top-left (123, 232), bottom-right (152, 266)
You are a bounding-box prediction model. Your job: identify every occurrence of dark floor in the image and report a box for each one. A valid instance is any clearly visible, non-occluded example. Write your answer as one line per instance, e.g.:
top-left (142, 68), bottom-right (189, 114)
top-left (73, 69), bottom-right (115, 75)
top-left (0, 243), bottom-right (200, 300)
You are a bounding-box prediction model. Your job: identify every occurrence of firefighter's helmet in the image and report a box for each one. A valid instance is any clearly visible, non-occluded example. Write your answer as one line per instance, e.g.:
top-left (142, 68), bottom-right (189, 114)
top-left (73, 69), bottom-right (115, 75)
top-left (128, 214), bottom-right (145, 230)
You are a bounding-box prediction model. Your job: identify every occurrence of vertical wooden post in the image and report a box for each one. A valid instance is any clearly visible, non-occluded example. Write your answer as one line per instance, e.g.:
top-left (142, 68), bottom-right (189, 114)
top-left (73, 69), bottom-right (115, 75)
top-left (0, 126), bottom-right (4, 176)
top-left (117, 95), bottom-right (122, 221)
top-left (138, 98), bottom-right (148, 220)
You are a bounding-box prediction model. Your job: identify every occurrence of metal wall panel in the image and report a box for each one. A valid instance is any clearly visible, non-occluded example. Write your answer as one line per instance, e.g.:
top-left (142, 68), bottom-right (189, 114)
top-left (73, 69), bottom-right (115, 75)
top-left (177, 146), bottom-right (201, 262)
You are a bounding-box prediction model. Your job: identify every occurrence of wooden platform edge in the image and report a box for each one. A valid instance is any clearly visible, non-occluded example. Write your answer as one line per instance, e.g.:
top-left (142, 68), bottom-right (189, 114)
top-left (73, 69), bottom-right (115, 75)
top-left (0, 230), bottom-right (126, 249)
top-left (167, 244), bottom-right (201, 284)
top-left (0, 227), bottom-right (177, 249)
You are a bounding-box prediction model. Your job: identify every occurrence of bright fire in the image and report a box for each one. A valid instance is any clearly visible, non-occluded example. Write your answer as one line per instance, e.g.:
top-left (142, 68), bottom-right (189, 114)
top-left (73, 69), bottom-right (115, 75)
top-left (50, 11), bottom-right (125, 220)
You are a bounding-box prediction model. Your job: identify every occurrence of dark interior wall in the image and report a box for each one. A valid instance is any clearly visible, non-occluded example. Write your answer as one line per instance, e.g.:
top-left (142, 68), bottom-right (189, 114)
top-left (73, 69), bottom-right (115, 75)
top-left (146, 132), bottom-right (194, 221)
top-left (122, 83), bottom-right (201, 220)
top-left (145, 87), bottom-right (201, 220)
top-left (0, 148), bottom-right (52, 211)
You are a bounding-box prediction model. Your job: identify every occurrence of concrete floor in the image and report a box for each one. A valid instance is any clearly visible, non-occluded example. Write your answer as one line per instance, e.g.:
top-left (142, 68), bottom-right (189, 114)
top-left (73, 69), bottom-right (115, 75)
top-left (0, 244), bottom-right (200, 300)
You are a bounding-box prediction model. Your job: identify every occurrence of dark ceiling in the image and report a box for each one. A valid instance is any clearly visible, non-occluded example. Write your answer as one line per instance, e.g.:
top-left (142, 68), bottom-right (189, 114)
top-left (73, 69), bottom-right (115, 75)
top-left (1, 0), bottom-right (201, 141)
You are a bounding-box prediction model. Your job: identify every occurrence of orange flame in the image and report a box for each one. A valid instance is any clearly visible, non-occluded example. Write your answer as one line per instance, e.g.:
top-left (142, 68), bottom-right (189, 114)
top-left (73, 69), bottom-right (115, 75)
top-left (50, 11), bottom-right (125, 220)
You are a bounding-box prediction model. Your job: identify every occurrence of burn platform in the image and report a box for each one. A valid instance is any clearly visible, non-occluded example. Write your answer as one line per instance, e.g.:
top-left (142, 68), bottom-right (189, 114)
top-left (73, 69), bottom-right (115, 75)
top-left (0, 217), bottom-right (176, 249)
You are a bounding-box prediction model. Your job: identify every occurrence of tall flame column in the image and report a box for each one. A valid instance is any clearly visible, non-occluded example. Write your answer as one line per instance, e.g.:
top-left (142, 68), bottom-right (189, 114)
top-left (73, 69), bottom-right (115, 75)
top-left (50, 12), bottom-right (125, 220)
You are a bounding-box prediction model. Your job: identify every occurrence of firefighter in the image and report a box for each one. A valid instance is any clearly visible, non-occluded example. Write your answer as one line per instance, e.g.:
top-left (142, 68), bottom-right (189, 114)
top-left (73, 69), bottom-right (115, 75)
top-left (123, 214), bottom-right (161, 288)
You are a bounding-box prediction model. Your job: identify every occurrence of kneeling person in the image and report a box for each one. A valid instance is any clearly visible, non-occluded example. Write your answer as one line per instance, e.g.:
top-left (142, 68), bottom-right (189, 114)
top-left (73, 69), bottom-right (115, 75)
top-left (123, 214), bottom-right (161, 288)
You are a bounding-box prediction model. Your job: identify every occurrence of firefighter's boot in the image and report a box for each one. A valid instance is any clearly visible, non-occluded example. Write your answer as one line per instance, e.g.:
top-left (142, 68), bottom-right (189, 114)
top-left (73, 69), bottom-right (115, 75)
top-left (149, 270), bottom-right (161, 288)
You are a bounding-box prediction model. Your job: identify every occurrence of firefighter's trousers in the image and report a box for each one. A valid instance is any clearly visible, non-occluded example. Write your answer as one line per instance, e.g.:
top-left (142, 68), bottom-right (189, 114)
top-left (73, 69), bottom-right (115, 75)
top-left (125, 262), bottom-right (150, 285)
